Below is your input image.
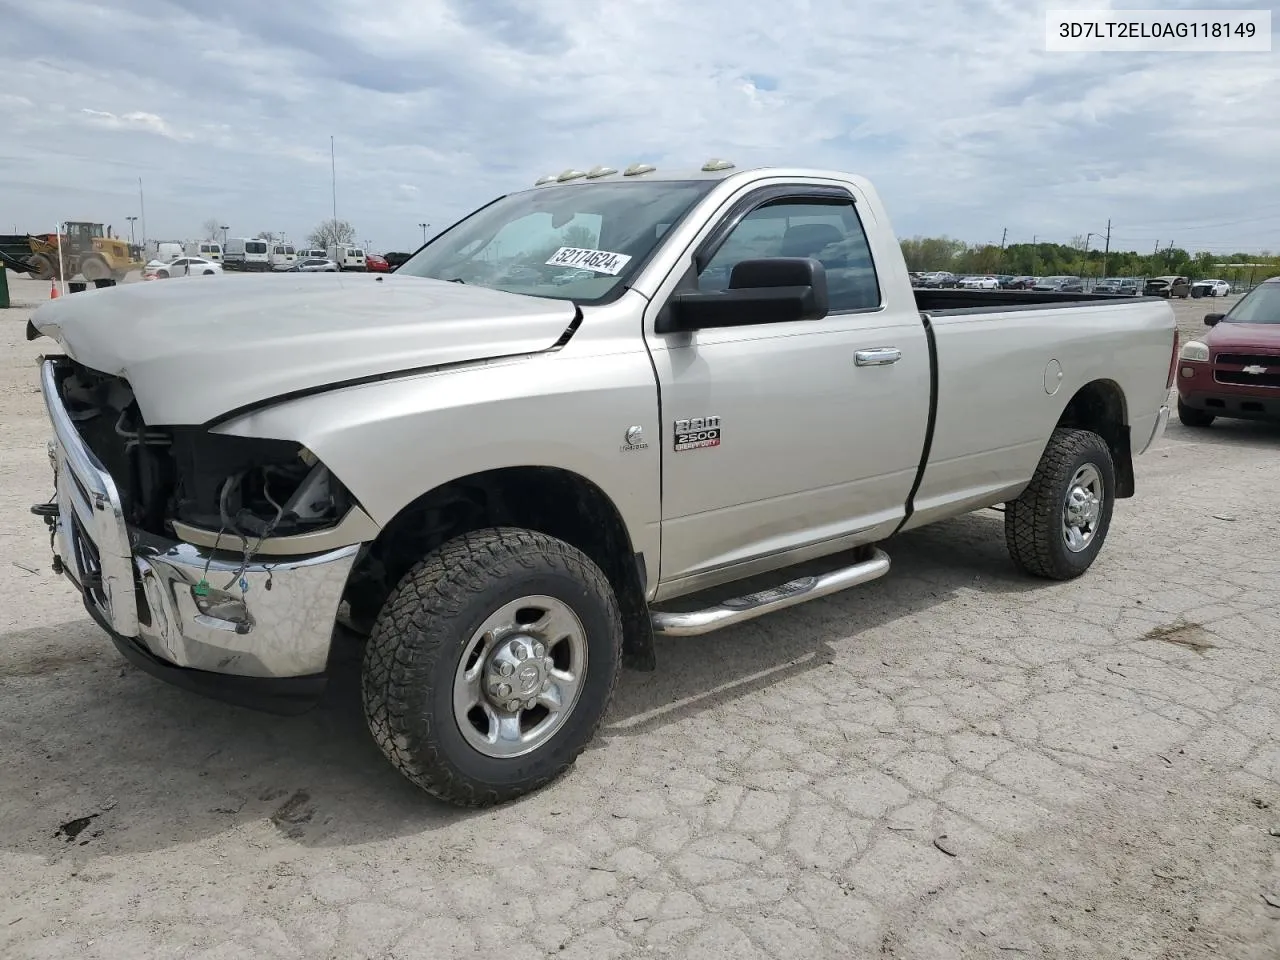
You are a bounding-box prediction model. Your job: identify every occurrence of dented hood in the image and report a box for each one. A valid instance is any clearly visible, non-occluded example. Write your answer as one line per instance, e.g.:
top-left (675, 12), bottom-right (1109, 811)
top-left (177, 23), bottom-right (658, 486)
top-left (29, 273), bottom-right (577, 424)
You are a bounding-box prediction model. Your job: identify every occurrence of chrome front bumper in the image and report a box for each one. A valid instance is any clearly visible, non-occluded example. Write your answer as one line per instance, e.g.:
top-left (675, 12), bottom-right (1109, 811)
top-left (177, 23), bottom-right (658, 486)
top-left (39, 359), bottom-right (358, 681)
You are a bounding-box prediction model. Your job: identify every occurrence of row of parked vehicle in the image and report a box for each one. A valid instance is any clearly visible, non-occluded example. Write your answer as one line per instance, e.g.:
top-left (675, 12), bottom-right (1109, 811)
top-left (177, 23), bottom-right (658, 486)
top-left (140, 242), bottom-right (394, 280)
top-left (909, 272), bottom-right (1235, 299)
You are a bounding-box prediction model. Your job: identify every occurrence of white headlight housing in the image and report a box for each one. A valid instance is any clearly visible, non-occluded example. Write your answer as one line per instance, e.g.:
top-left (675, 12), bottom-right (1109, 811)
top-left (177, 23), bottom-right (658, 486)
top-left (1180, 340), bottom-right (1210, 362)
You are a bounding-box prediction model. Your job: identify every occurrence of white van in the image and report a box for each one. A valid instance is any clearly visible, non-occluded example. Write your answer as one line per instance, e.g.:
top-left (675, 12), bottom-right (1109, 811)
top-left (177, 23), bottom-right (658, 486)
top-left (269, 243), bottom-right (297, 272)
top-left (327, 245), bottom-right (367, 271)
top-left (223, 237), bottom-right (271, 271)
top-left (151, 241), bottom-right (184, 263)
top-left (183, 240), bottom-right (223, 261)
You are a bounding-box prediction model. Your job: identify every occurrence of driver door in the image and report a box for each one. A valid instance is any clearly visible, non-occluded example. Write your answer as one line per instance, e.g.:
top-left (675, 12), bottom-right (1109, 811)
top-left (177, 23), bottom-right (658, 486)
top-left (646, 187), bottom-right (931, 594)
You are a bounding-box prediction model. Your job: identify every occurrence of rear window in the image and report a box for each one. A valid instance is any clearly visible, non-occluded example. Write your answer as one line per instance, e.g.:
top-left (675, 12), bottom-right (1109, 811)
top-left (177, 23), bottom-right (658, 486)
top-left (245, 241), bottom-right (267, 254)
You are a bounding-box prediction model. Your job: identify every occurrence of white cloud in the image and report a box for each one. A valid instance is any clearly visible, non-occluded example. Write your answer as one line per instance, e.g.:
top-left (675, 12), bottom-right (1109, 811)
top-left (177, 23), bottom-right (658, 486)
top-left (0, 0), bottom-right (1275, 253)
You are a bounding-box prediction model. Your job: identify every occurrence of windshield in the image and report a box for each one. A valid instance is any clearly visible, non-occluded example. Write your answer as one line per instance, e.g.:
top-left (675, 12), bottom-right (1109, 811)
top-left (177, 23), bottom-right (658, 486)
top-left (1225, 282), bottom-right (1280, 324)
top-left (397, 179), bottom-right (717, 302)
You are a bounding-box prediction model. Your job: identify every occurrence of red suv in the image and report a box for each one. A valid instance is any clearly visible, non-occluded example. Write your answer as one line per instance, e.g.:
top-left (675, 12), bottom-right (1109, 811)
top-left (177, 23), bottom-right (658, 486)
top-left (1176, 277), bottom-right (1280, 427)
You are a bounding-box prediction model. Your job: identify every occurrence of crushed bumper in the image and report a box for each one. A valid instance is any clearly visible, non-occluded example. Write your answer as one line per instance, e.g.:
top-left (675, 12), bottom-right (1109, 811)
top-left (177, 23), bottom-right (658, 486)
top-left (38, 358), bottom-right (359, 713)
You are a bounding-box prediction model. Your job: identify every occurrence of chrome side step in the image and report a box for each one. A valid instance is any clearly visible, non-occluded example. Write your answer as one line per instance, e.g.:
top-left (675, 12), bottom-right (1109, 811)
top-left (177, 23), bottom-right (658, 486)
top-left (650, 548), bottom-right (891, 637)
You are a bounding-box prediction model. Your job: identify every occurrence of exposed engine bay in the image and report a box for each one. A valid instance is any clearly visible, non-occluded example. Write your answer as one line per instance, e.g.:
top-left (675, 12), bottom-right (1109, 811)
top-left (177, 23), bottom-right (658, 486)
top-left (54, 360), bottom-right (354, 544)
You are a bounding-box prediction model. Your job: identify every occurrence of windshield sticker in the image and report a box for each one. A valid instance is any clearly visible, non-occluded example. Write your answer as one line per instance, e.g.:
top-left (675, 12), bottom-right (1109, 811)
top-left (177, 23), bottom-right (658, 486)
top-left (545, 247), bottom-right (632, 276)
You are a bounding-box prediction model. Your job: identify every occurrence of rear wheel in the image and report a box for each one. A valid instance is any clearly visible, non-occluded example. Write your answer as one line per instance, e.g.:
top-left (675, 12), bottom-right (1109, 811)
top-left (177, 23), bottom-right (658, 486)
top-left (1005, 428), bottom-right (1116, 581)
top-left (1177, 400), bottom-right (1215, 428)
top-left (362, 527), bottom-right (623, 807)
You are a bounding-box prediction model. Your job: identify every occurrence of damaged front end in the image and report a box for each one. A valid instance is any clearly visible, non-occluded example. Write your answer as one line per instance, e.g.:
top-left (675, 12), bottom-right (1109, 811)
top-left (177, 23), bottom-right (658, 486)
top-left (36, 357), bottom-right (374, 711)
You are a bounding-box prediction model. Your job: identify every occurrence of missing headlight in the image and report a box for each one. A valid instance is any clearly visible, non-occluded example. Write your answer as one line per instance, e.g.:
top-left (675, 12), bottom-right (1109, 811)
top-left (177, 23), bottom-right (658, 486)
top-left (167, 431), bottom-right (352, 540)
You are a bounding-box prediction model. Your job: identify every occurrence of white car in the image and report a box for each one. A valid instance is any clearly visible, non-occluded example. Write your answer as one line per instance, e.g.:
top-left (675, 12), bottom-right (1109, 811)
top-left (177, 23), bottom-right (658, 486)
top-left (1192, 278), bottom-right (1231, 297)
top-left (144, 257), bottom-right (223, 279)
top-left (293, 257), bottom-right (340, 273)
top-left (959, 275), bottom-right (1000, 290)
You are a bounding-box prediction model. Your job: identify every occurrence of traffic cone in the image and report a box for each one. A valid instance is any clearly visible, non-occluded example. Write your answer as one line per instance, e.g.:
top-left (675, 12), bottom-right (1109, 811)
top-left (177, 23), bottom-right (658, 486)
top-left (49, 279), bottom-right (59, 299)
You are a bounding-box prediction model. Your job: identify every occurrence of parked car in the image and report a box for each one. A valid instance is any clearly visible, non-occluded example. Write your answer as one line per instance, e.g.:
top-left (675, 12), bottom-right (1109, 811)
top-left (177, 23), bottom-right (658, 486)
top-left (1191, 278), bottom-right (1231, 298)
top-left (1034, 276), bottom-right (1084, 292)
top-left (1144, 275), bottom-right (1190, 299)
top-left (366, 254), bottom-right (390, 274)
top-left (958, 275), bottom-right (1000, 290)
top-left (28, 161), bottom-right (1178, 807)
top-left (1175, 277), bottom-right (1280, 427)
top-left (1095, 277), bottom-right (1142, 296)
top-left (1004, 276), bottom-right (1036, 290)
top-left (142, 256), bottom-right (223, 279)
top-left (292, 257), bottom-right (340, 273)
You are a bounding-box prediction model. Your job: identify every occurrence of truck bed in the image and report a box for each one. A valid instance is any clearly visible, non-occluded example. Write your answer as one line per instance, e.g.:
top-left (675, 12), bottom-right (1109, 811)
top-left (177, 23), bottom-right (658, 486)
top-left (914, 288), bottom-right (1152, 314)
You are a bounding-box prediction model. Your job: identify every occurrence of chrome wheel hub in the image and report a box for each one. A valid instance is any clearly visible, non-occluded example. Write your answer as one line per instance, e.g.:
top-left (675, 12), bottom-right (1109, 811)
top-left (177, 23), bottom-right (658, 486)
top-left (483, 635), bottom-right (554, 712)
top-left (452, 595), bottom-right (588, 759)
top-left (1062, 463), bottom-right (1103, 553)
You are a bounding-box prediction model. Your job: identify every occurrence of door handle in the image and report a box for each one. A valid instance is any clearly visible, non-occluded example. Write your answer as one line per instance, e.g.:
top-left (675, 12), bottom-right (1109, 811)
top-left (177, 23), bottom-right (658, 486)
top-left (854, 347), bottom-right (902, 366)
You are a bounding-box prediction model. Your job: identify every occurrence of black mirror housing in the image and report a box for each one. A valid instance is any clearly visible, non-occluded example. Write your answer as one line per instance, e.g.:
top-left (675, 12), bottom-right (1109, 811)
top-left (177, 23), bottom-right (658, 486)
top-left (658, 257), bottom-right (830, 333)
top-left (1204, 313), bottom-right (1224, 326)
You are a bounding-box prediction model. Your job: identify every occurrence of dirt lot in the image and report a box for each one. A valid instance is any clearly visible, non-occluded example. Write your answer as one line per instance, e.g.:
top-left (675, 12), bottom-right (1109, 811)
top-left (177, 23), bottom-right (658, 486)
top-left (1, 275), bottom-right (1277, 959)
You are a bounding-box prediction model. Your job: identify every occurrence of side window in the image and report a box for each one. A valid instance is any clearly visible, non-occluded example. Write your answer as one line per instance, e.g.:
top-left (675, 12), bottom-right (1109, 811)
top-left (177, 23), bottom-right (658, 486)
top-left (698, 198), bottom-right (881, 312)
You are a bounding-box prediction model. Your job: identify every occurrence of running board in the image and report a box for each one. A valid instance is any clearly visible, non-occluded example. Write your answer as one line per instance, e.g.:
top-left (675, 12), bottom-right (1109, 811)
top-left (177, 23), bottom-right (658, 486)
top-left (649, 548), bottom-right (891, 637)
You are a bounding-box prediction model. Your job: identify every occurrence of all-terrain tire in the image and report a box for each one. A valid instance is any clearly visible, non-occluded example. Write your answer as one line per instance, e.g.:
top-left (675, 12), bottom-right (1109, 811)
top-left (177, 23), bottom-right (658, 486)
top-left (1177, 400), bottom-right (1215, 428)
top-left (1005, 428), bottom-right (1116, 581)
top-left (362, 527), bottom-right (623, 807)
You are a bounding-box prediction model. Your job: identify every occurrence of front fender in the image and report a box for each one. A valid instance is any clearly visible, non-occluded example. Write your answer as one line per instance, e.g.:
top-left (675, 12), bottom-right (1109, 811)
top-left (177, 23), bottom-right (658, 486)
top-left (212, 350), bottom-right (663, 581)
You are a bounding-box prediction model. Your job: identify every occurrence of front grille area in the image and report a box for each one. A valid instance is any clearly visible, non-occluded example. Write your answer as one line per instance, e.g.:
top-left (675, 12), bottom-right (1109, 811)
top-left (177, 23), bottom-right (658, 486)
top-left (1215, 370), bottom-right (1280, 388)
top-left (1215, 352), bottom-right (1280, 368)
top-left (1214, 350), bottom-right (1280, 388)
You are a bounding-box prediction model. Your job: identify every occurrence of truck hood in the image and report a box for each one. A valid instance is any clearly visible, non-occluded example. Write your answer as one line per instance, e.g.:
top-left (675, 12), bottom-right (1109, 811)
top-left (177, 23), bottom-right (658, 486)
top-left (29, 273), bottom-right (578, 424)
top-left (1207, 321), bottom-right (1280, 352)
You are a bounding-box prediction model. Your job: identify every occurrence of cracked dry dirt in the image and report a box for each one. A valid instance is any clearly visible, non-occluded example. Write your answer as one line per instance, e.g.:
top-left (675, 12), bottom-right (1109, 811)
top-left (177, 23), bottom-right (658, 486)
top-left (1, 278), bottom-right (1277, 959)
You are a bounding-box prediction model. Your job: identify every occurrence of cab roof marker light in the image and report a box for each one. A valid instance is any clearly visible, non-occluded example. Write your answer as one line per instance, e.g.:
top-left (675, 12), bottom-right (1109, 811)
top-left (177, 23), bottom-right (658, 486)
top-left (585, 165), bottom-right (618, 178)
top-left (534, 174), bottom-right (558, 185)
top-left (701, 158), bottom-right (735, 171)
top-left (556, 169), bottom-right (587, 182)
top-left (623, 163), bottom-right (657, 176)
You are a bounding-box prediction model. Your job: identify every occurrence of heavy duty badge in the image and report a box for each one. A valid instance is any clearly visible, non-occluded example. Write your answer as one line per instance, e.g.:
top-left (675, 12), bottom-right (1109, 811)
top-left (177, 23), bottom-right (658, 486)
top-left (674, 416), bottom-right (721, 451)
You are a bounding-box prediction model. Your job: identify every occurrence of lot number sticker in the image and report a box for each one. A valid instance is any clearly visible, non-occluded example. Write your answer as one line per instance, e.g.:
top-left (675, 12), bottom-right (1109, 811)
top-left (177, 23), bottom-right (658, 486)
top-left (545, 247), bottom-right (632, 276)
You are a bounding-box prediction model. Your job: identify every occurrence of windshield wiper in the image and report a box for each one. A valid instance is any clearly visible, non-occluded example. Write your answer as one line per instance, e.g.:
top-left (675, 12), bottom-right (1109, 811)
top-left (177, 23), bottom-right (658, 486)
top-left (447, 277), bottom-right (466, 284)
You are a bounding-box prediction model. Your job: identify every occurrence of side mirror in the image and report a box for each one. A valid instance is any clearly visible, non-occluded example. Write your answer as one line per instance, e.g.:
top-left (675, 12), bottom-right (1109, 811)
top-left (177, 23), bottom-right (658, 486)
top-left (1204, 313), bottom-right (1224, 326)
top-left (657, 257), bottom-right (829, 333)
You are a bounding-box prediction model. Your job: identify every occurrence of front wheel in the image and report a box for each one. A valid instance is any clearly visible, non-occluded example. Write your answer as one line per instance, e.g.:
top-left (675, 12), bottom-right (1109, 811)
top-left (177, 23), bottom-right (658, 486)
top-left (1177, 400), bottom-right (1215, 428)
top-left (1005, 428), bottom-right (1116, 580)
top-left (362, 527), bottom-right (623, 807)
top-left (80, 256), bottom-right (110, 281)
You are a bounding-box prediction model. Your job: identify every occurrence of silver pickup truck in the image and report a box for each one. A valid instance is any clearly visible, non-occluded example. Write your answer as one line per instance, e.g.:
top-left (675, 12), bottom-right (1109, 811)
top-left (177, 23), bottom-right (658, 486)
top-left (28, 160), bottom-right (1178, 806)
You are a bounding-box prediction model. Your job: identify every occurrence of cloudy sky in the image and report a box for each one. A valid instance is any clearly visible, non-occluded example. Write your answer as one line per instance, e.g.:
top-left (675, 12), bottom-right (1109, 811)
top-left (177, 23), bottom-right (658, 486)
top-left (1, 0), bottom-right (1276, 255)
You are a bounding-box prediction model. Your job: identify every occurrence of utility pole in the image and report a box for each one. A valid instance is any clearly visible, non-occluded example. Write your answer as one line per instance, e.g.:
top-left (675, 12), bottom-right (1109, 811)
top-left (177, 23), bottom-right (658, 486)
top-left (138, 177), bottom-right (146, 252)
top-left (1101, 219), bottom-right (1111, 278)
top-left (221, 225), bottom-right (229, 248)
top-left (125, 216), bottom-right (137, 246)
top-left (330, 136), bottom-right (337, 222)
top-left (419, 222), bottom-right (430, 244)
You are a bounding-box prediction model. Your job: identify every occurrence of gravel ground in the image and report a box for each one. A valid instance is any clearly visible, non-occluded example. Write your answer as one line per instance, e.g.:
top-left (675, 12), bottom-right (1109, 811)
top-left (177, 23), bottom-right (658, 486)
top-left (1, 275), bottom-right (1277, 959)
